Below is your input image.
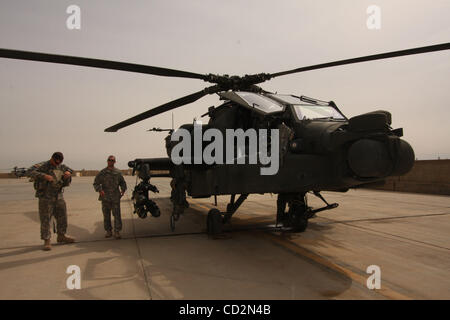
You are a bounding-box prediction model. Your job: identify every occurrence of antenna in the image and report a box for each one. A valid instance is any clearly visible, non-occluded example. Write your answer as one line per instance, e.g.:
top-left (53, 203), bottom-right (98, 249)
top-left (147, 113), bottom-right (175, 133)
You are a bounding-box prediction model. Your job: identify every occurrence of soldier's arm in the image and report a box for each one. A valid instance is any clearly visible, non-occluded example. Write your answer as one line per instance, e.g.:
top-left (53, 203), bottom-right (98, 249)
top-left (149, 183), bottom-right (159, 193)
top-left (63, 166), bottom-right (74, 174)
top-left (61, 165), bottom-right (72, 186)
top-left (25, 162), bottom-right (46, 180)
top-left (62, 175), bottom-right (72, 187)
top-left (93, 172), bottom-right (103, 192)
top-left (119, 174), bottom-right (127, 192)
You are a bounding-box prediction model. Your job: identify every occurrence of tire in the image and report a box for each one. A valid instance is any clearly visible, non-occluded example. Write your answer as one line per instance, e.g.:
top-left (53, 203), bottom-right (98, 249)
top-left (289, 203), bottom-right (308, 232)
top-left (292, 212), bottom-right (308, 232)
top-left (207, 209), bottom-right (223, 236)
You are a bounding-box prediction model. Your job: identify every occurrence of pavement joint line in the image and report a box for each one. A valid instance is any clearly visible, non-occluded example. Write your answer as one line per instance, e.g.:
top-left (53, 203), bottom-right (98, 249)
top-left (0, 232), bottom-right (212, 251)
top-left (188, 203), bottom-right (450, 226)
top-left (316, 211), bottom-right (450, 224)
top-left (189, 199), bottom-right (413, 300)
top-left (192, 198), bottom-right (449, 251)
top-left (126, 193), bottom-right (152, 300)
top-left (188, 191), bottom-right (449, 210)
top-left (2, 201), bottom-right (445, 250)
top-left (192, 198), bottom-right (450, 222)
top-left (261, 232), bottom-right (413, 300)
top-left (317, 198), bottom-right (449, 212)
top-left (338, 191), bottom-right (450, 204)
top-left (1, 230), bottom-right (242, 250)
top-left (320, 216), bottom-right (450, 251)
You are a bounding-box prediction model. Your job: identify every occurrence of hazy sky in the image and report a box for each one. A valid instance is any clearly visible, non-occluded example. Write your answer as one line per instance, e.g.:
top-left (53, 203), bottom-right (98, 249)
top-left (0, 0), bottom-right (449, 170)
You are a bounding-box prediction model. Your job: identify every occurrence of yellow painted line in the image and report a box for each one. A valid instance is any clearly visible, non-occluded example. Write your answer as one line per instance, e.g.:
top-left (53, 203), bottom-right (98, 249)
top-left (261, 232), bottom-right (412, 300)
top-left (190, 198), bottom-right (412, 300)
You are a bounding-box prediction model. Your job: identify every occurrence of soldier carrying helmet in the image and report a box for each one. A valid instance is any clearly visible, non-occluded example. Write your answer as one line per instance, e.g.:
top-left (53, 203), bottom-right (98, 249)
top-left (26, 152), bottom-right (75, 251)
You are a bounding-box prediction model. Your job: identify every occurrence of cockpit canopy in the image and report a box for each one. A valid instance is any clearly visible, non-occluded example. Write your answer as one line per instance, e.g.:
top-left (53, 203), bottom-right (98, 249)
top-left (218, 91), bottom-right (346, 121)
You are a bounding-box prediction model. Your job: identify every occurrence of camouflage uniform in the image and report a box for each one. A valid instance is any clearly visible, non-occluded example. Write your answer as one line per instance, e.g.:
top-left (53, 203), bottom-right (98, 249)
top-left (169, 165), bottom-right (189, 217)
top-left (26, 161), bottom-right (72, 240)
top-left (93, 168), bottom-right (127, 232)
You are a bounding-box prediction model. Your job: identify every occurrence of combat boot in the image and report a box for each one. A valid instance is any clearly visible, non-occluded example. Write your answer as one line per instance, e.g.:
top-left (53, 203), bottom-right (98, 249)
top-left (43, 239), bottom-right (51, 251)
top-left (57, 234), bottom-right (75, 244)
top-left (114, 231), bottom-right (121, 239)
top-left (105, 230), bottom-right (112, 238)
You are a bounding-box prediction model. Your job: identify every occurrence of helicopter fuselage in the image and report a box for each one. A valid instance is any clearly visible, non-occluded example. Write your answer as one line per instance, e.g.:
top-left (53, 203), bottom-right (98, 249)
top-left (132, 91), bottom-right (415, 198)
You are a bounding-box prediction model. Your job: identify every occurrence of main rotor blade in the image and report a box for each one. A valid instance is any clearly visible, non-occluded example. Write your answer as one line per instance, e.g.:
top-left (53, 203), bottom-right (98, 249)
top-left (0, 48), bottom-right (207, 80)
top-left (104, 85), bottom-right (220, 132)
top-left (270, 43), bottom-right (450, 79)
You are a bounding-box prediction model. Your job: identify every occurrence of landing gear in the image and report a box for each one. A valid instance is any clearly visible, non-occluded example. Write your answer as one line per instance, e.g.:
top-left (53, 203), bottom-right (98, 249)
top-left (169, 206), bottom-right (181, 232)
top-left (277, 192), bottom-right (309, 231)
top-left (288, 197), bottom-right (309, 232)
top-left (277, 191), bottom-right (339, 232)
top-left (206, 194), bottom-right (248, 238)
top-left (206, 208), bottom-right (223, 236)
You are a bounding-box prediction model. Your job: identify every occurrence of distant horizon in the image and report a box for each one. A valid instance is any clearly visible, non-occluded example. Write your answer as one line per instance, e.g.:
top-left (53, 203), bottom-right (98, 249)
top-left (2, 157), bottom-right (449, 174)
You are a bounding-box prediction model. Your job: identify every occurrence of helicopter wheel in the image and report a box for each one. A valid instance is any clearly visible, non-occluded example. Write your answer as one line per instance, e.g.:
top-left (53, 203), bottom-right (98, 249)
top-left (206, 208), bottom-right (223, 237)
top-left (288, 200), bottom-right (309, 232)
top-left (170, 214), bottom-right (176, 232)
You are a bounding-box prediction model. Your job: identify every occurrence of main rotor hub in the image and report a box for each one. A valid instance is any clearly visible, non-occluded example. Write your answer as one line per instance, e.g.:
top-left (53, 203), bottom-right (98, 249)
top-left (204, 73), bottom-right (272, 90)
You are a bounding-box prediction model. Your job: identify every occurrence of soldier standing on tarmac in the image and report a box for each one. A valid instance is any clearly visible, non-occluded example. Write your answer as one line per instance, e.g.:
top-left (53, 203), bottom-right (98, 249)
top-left (26, 152), bottom-right (75, 251)
top-left (93, 155), bottom-right (127, 239)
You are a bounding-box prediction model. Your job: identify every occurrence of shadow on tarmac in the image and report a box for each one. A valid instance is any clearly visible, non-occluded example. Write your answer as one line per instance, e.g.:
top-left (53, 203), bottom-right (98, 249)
top-left (0, 196), bottom-right (355, 299)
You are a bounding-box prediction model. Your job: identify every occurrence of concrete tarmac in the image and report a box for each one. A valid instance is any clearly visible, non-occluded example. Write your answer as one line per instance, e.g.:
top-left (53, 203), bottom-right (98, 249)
top-left (0, 177), bottom-right (448, 299)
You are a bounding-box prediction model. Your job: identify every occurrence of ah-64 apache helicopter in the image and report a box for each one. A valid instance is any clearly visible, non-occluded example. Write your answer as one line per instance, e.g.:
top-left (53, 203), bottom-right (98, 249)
top-left (1, 43), bottom-right (449, 235)
top-left (11, 166), bottom-right (27, 178)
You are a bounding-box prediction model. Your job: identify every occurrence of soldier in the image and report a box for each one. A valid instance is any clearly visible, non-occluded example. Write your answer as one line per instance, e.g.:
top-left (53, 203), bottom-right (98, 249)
top-left (169, 165), bottom-right (189, 220)
top-left (26, 152), bottom-right (75, 251)
top-left (93, 155), bottom-right (127, 239)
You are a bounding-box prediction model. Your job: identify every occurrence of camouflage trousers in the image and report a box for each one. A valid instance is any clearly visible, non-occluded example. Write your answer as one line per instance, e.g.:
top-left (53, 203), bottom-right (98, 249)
top-left (38, 198), bottom-right (68, 240)
top-left (102, 201), bottom-right (122, 232)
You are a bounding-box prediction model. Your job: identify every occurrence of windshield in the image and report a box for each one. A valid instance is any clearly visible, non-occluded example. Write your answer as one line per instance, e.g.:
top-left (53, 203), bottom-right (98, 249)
top-left (268, 94), bottom-right (345, 120)
top-left (294, 105), bottom-right (345, 120)
top-left (235, 92), bottom-right (284, 113)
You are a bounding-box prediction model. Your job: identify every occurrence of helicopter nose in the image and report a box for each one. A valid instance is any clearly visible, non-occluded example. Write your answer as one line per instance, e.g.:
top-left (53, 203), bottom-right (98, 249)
top-left (391, 139), bottom-right (415, 176)
top-left (348, 138), bottom-right (414, 178)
